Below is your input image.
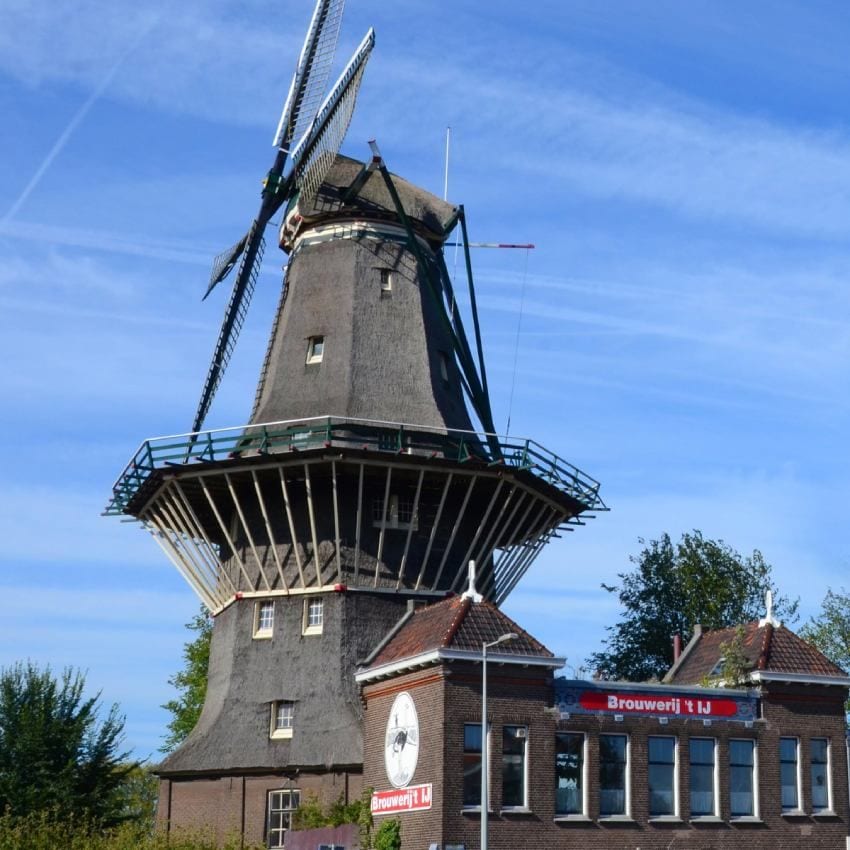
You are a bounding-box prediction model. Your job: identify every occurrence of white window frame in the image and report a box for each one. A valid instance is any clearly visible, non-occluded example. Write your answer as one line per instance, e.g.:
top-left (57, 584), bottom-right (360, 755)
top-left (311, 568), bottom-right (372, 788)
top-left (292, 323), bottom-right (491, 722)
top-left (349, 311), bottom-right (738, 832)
top-left (598, 733), bottom-right (630, 819)
top-left (648, 735), bottom-right (679, 820)
top-left (306, 335), bottom-right (324, 364)
top-left (270, 700), bottom-right (294, 739)
top-left (253, 600), bottom-right (274, 639)
top-left (379, 268), bottom-right (393, 295)
top-left (554, 730), bottom-right (588, 819)
top-left (303, 596), bottom-right (324, 635)
top-left (501, 724), bottom-right (529, 812)
top-left (267, 788), bottom-right (300, 849)
top-left (810, 737), bottom-right (833, 815)
top-left (729, 738), bottom-right (759, 820)
top-left (780, 736), bottom-right (803, 814)
top-left (688, 737), bottom-right (719, 820)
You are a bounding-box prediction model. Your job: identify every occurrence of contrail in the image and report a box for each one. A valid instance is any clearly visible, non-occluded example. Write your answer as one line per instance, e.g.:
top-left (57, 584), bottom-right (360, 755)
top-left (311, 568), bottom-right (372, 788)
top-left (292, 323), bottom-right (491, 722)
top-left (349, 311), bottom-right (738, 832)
top-left (1, 19), bottom-right (157, 226)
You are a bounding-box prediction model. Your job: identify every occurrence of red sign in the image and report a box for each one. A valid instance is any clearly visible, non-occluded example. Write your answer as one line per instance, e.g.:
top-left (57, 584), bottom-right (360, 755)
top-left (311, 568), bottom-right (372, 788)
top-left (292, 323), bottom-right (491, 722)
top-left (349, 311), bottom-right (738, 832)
top-left (371, 783), bottom-right (433, 815)
top-left (578, 691), bottom-right (739, 718)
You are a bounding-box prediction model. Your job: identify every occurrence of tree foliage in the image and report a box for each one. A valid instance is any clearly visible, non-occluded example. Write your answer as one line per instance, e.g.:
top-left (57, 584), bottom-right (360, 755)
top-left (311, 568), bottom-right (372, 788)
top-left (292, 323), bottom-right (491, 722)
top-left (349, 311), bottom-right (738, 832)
top-left (0, 662), bottom-right (132, 826)
top-left (800, 587), bottom-right (850, 674)
top-left (373, 818), bottom-right (401, 850)
top-left (161, 607), bottom-right (212, 754)
top-left (588, 530), bottom-right (797, 682)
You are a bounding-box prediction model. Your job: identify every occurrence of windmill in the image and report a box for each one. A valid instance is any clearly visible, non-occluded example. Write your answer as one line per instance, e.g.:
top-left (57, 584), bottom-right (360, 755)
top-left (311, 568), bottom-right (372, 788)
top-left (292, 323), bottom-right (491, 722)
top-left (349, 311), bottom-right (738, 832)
top-left (192, 0), bottom-right (374, 437)
top-left (106, 1), bottom-right (605, 843)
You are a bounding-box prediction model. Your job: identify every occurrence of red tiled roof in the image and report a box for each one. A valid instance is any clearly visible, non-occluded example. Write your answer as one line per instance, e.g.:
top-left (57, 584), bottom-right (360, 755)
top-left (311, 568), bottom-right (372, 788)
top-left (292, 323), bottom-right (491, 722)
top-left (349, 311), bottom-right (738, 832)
top-left (667, 621), bottom-right (847, 684)
top-left (367, 595), bottom-right (554, 670)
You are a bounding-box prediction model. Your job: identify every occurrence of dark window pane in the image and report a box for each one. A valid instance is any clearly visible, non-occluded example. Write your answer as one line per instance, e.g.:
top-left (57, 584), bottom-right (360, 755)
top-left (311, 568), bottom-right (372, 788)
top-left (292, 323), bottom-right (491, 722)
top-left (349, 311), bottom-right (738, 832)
top-left (689, 739), bottom-right (715, 816)
top-left (811, 738), bottom-right (829, 811)
top-left (502, 726), bottom-right (527, 807)
top-left (555, 733), bottom-right (583, 815)
top-left (648, 737), bottom-right (675, 817)
top-left (729, 740), bottom-right (754, 817)
top-left (780, 738), bottom-right (798, 811)
top-left (463, 723), bottom-right (483, 807)
top-left (599, 734), bottom-right (627, 815)
top-left (648, 736), bottom-right (674, 764)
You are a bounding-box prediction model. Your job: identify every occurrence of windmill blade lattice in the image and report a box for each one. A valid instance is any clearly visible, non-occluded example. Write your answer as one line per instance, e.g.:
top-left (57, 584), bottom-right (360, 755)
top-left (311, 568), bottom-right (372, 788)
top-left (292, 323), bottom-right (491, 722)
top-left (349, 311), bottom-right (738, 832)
top-left (191, 222), bottom-right (265, 434)
top-left (204, 231), bottom-right (249, 300)
top-left (290, 28), bottom-right (374, 205)
top-left (273, 0), bottom-right (345, 151)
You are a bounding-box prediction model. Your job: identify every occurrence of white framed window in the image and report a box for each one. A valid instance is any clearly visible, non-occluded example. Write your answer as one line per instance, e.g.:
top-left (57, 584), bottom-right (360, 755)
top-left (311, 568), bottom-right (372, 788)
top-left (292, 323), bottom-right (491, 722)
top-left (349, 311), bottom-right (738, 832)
top-left (372, 494), bottom-right (418, 530)
top-left (270, 700), bottom-right (294, 739)
top-left (729, 739), bottom-right (758, 818)
top-left (379, 268), bottom-right (393, 295)
top-left (689, 737), bottom-right (718, 818)
top-left (555, 732), bottom-right (586, 817)
top-left (303, 597), bottom-right (323, 635)
top-left (810, 738), bottom-right (832, 813)
top-left (254, 600), bottom-right (274, 639)
top-left (648, 736), bottom-right (678, 818)
top-left (780, 737), bottom-right (801, 813)
top-left (599, 733), bottom-right (629, 817)
top-left (306, 335), bottom-right (324, 364)
top-left (463, 722), bottom-right (487, 809)
top-left (267, 788), bottom-right (300, 848)
top-left (501, 725), bottom-right (528, 810)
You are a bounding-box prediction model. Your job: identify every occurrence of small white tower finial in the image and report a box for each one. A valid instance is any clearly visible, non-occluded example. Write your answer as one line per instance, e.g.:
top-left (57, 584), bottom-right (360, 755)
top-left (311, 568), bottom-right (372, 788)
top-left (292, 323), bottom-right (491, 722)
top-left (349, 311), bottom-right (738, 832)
top-left (461, 560), bottom-right (483, 603)
top-left (758, 588), bottom-right (781, 628)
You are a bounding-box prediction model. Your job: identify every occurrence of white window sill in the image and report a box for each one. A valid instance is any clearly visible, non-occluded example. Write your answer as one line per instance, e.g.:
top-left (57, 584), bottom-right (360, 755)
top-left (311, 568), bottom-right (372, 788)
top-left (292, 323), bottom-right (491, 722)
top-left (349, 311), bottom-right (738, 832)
top-left (302, 626), bottom-right (323, 636)
top-left (500, 807), bottom-right (532, 815)
top-left (461, 807), bottom-right (493, 815)
top-left (730, 816), bottom-right (763, 823)
top-left (781, 809), bottom-right (807, 818)
top-left (690, 816), bottom-right (723, 823)
top-left (253, 631), bottom-right (273, 640)
top-left (269, 729), bottom-right (293, 740)
top-left (598, 815), bottom-right (634, 823)
top-left (812, 810), bottom-right (838, 818)
top-left (648, 815), bottom-right (682, 823)
top-left (553, 815), bottom-right (591, 822)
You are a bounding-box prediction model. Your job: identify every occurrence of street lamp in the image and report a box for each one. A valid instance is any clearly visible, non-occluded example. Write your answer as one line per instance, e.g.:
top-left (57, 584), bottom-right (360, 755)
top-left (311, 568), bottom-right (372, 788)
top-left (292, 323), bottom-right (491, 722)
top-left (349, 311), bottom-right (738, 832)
top-left (481, 632), bottom-right (518, 850)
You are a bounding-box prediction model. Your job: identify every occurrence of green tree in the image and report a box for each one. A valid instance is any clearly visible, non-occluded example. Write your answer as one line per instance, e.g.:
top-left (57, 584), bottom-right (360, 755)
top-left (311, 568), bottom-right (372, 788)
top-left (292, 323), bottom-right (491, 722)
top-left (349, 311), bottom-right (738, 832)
top-left (588, 531), bottom-right (797, 681)
top-left (161, 607), bottom-right (212, 753)
top-left (800, 587), bottom-right (850, 674)
top-left (373, 818), bottom-right (401, 850)
top-left (0, 662), bottom-right (133, 826)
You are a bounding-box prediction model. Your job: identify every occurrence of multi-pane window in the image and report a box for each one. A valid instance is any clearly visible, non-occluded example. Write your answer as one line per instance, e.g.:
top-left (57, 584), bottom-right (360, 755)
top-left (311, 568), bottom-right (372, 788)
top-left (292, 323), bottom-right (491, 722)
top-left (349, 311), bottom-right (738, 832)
top-left (303, 597), bottom-right (323, 635)
top-left (729, 739), bottom-right (756, 817)
top-left (780, 737), bottom-right (800, 812)
top-left (555, 732), bottom-right (584, 815)
top-left (463, 723), bottom-right (484, 807)
top-left (502, 726), bottom-right (528, 808)
top-left (372, 495), bottom-right (417, 530)
top-left (599, 734), bottom-right (628, 816)
top-left (810, 738), bottom-right (831, 813)
top-left (379, 268), bottom-right (393, 295)
top-left (270, 701), bottom-right (294, 739)
top-left (306, 336), bottom-right (324, 364)
top-left (689, 738), bottom-right (716, 817)
top-left (254, 600), bottom-right (274, 638)
top-left (267, 789), bottom-right (300, 848)
top-left (648, 736), bottom-right (676, 817)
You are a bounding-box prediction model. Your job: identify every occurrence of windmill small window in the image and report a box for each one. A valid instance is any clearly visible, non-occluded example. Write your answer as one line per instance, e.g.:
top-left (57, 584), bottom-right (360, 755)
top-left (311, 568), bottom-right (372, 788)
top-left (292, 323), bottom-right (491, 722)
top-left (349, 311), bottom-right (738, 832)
top-left (438, 351), bottom-right (450, 386)
top-left (379, 268), bottom-right (393, 296)
top-left (306, 336), bottom-right (324, 364)
top-left (270, 700), bottom-right (295, 739)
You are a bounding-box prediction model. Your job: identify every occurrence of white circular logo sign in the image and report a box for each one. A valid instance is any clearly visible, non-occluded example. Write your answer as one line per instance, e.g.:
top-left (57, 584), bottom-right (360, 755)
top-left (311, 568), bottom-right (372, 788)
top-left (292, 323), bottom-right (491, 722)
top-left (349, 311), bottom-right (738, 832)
top-left (384, 691), bottom-right (419, 788)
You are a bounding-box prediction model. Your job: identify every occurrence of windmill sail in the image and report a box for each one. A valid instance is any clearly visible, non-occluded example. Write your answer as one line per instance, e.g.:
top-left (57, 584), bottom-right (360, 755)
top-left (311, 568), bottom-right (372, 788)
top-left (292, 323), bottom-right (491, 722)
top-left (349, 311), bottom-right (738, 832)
top-left (203, 231), bottom-right (250, 300)
top-left (273, 0), bottom-right (346, 152)
top-left (290, 28), bottom-right (375, 204)
top-left (191, 221), bottom-right (265, 434)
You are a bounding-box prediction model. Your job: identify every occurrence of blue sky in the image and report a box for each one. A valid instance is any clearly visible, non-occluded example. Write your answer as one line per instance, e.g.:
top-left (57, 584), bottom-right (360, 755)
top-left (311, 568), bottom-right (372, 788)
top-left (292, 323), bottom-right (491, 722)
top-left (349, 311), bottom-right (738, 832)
top-left (2, 0), bottom-right (850, 759)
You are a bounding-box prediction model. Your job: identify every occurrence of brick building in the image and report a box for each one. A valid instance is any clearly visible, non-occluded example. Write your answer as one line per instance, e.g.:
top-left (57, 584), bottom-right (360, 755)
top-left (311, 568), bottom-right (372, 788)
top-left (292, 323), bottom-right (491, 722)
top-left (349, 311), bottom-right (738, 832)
top-left (358, 589), bottom-right (850, 850)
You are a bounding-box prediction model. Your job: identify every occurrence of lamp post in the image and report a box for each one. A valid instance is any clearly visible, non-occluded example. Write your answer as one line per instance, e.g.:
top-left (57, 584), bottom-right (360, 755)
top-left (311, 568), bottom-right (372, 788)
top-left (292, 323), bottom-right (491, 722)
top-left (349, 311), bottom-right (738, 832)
top-left (481, 632), bottom-right (518, 850)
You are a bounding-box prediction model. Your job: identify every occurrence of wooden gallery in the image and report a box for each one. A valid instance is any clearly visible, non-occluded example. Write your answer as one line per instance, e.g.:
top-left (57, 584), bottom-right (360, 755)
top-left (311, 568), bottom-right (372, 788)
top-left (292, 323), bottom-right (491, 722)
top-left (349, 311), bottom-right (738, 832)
top-left (104, 1), bottom-right (850, 848)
